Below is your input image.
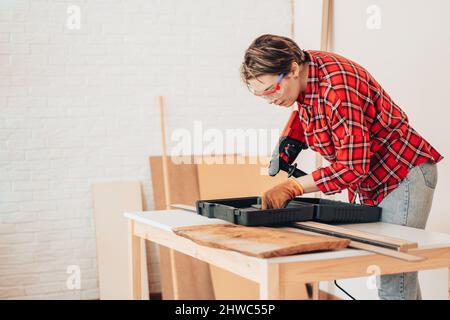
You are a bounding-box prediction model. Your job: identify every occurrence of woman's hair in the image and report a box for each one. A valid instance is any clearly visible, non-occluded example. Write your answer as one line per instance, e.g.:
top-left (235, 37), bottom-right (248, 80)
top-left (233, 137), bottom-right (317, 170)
top-left (240, 34), bottom-right (309, 85)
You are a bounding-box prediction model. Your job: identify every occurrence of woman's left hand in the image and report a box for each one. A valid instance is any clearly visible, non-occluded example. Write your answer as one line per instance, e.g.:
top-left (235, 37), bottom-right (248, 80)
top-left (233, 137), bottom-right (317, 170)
top-left (261, 178), bottom-right (304, 209)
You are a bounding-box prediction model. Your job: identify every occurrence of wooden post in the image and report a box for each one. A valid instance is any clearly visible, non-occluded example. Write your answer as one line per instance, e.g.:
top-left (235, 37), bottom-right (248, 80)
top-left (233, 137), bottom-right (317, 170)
top-left (158, 96), bottom-right (184, 299)
top-left (320, 0), bottom-right (333, 52)
top-left (291, 0), bottom-right (296, 39)
top-left (316, 0), bottom-right (334, 198)
top-left (159, 96), bottom-right (172, 210)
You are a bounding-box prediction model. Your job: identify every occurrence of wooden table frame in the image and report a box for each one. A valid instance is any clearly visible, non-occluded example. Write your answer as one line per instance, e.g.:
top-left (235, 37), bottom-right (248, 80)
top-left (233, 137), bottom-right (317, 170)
top-left (126, 214), bottom-right (450, 300)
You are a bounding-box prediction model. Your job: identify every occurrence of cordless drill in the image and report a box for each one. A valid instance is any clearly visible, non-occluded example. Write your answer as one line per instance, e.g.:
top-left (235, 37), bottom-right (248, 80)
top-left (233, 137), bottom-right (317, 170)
top-left (268, 110), bottom-right (308, 178)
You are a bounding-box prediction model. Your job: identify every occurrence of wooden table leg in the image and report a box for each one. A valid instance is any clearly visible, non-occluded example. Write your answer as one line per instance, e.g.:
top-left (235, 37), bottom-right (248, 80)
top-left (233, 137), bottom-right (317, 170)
top-left (259, 264), bottom-right (280, 300)
top-left (169, 248), bottom-right (180, 299)
top-left (311, 282), bottom-right (320, 300)
top-left (128, 220), bottom-right (142, 300)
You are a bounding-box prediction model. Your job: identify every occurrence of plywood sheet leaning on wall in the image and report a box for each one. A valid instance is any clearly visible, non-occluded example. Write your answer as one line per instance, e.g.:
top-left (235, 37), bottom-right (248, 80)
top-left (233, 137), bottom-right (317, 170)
top-left (196, 155), bottom-right (287, 199)
top-left (92, 181), bottom-right (149, 300)
top-left (149, 155), bottom-right (215, 299)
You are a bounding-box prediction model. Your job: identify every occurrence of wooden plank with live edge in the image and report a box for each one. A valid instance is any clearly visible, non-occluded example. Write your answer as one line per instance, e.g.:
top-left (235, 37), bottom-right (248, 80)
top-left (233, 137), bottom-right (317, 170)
top-left (173, 224), bottom-right (350, 258)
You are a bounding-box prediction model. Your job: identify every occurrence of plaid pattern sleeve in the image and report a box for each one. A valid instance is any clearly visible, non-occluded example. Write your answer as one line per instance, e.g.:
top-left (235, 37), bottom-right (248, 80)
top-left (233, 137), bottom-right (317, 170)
top-left (297, 51), bottom-right (443, 205)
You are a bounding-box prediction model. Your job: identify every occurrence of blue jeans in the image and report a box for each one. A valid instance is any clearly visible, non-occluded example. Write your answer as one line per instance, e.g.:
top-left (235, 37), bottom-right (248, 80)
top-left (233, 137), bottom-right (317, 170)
top-left (376, 161), bottom-right (438, 300)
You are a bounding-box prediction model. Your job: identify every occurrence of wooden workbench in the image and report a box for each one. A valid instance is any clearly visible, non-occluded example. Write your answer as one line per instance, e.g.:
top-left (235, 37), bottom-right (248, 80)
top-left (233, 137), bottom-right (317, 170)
top-left (124, 210), bottom-right (450, 300)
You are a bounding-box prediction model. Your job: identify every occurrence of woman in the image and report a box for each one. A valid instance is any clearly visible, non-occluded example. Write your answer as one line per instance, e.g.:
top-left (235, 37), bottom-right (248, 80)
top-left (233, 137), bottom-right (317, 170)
top-left (240, 34), bottom-right (443, 300)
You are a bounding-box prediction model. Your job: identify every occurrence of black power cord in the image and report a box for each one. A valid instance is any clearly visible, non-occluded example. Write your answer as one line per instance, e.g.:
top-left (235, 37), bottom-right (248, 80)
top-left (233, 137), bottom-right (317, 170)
top-left (334, 280), bottom-right (356, 300)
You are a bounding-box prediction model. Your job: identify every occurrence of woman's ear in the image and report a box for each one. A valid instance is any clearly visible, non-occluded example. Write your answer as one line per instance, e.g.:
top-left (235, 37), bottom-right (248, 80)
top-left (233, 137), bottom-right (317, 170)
top-left (290, 61), bottom-right (300, 78)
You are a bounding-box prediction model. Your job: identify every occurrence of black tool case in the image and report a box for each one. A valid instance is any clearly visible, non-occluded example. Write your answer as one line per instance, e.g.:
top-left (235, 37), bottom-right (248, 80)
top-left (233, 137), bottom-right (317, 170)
top-left (196, 196), bottom-right (381, 226)
top-left (196, 196), bottom-right (314, 226)
top-left (288, 197), bottom-right (381, 224)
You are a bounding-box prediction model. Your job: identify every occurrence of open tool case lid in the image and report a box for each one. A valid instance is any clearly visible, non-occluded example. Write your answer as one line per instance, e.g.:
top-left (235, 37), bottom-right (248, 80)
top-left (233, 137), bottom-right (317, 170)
top-left (196, 196), bottom-right (381, 226)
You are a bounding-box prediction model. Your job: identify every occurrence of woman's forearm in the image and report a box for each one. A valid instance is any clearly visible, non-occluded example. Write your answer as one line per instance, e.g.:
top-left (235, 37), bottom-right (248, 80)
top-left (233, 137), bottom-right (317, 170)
top-left (294, 173), bottom-right (320, 194)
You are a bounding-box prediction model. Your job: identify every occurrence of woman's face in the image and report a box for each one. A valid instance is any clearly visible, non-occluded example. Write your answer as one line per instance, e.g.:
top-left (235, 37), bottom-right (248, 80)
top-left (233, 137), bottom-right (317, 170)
top-left (247, 62), bottom-right (302, 108)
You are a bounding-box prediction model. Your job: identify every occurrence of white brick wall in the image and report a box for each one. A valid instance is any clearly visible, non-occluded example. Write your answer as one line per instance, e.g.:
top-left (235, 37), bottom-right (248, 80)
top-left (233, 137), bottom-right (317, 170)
top-left (0, 0), bottom-right (293, 299)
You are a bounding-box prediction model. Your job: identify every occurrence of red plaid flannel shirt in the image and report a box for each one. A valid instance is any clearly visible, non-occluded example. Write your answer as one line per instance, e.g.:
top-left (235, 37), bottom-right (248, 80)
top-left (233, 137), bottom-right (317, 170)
top-left (297, 51), bottom-right (443, 205)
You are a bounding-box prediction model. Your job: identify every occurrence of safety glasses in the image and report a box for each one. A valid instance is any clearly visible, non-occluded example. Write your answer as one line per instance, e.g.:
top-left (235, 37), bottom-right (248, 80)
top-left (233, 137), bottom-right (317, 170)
top-left (248, 73), bottom-right (285, 100)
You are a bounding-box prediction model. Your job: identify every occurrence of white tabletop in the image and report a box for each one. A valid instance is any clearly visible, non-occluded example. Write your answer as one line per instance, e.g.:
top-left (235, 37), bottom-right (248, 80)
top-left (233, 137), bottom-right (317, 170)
top-left (124, 210), bottom-right (450, 263)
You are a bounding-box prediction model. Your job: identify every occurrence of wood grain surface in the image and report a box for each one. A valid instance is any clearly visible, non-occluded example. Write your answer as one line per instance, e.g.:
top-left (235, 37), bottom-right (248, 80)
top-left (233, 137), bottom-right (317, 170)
top-left (173, 224), bottom-right (350, 258)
